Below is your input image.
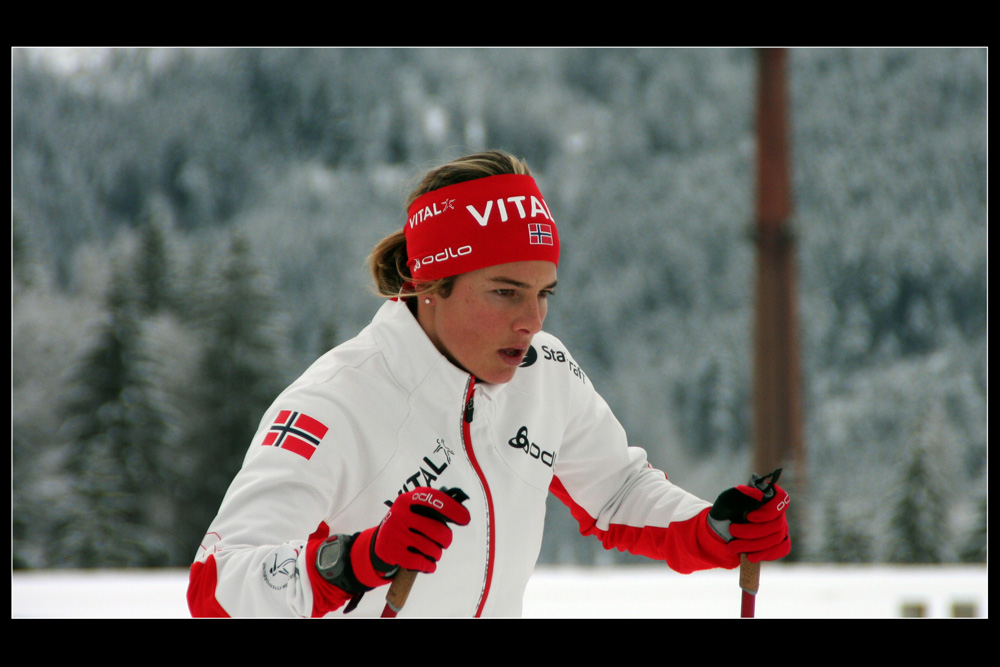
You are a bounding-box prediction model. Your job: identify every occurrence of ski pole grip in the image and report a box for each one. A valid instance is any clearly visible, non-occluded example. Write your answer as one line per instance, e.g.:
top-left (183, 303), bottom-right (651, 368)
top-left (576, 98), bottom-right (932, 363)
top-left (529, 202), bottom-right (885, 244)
top-left (739, 555), bottom-right (760, 594)
top-left (385, 568), bottom-right (418, 614)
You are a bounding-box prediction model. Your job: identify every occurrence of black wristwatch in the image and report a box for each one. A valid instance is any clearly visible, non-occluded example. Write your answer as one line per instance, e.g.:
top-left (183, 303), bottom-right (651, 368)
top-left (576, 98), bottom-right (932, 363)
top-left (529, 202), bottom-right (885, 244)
top-left (315, 533), bottom-right (369, 594)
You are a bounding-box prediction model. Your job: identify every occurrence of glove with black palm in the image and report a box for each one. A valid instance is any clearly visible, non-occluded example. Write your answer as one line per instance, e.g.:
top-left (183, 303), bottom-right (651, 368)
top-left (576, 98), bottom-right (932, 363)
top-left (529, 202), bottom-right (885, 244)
top-left (708, 469), bottom-right (790, 563)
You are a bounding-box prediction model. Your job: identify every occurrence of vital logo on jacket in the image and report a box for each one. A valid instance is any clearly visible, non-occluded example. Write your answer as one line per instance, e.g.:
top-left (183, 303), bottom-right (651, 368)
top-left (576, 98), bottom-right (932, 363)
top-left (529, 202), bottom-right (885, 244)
top-left (383, 439), bottom-right (456, 507)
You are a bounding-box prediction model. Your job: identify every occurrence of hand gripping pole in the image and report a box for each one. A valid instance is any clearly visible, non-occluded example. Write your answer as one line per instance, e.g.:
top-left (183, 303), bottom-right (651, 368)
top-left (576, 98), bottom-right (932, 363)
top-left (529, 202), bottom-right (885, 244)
top-left (381, 487), bottom-right (469, 618)
top-left (738, 468), bottom-right (781, 618)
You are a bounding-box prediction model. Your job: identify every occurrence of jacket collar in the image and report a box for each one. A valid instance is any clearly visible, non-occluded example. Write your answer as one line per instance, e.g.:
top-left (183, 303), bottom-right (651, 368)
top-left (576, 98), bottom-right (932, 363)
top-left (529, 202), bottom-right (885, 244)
top-left (370, 300), bottom-right (471, 394)
top-left (369, 300), bottom-right (512, 402)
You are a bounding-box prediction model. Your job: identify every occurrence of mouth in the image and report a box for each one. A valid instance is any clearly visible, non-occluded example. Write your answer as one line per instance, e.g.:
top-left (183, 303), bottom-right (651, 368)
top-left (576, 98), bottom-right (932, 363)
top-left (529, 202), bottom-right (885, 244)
top-left (498, 347), bottom-right (526, 366)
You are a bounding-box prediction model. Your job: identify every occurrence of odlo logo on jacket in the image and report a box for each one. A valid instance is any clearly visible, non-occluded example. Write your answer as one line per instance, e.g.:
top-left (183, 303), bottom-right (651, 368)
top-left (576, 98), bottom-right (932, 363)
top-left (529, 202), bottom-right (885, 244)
top-left (507, 426), bottom-right (556, 467)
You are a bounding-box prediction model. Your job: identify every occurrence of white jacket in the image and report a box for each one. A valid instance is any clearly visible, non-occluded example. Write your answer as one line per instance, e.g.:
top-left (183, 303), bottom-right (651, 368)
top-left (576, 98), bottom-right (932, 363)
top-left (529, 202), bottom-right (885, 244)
top-left (187, 300), bottom-right (737, 617)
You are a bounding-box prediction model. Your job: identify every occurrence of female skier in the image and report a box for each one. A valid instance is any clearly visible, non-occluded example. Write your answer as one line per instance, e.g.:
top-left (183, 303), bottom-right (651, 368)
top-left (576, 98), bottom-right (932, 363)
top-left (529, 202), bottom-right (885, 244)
top-left (187, 150), bottom-right (790, 617)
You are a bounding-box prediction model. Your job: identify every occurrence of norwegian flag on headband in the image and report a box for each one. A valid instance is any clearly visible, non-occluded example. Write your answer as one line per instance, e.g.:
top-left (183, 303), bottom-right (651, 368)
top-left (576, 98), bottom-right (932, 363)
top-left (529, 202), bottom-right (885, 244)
top-left (528, 223), bottom-right (554, 246)
top-left (262, 410), bottom-right (329, 460)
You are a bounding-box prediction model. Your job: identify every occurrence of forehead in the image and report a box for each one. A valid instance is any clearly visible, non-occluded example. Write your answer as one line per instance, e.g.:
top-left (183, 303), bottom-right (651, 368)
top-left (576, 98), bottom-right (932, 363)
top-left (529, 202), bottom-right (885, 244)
top-left (463, 261), bottom-right (558, 287)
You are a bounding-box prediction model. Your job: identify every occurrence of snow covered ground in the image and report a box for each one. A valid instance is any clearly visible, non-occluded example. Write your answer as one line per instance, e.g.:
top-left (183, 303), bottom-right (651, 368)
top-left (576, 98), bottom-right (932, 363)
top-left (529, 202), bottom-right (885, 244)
top-left (12, 563), bottom-right (986, 618)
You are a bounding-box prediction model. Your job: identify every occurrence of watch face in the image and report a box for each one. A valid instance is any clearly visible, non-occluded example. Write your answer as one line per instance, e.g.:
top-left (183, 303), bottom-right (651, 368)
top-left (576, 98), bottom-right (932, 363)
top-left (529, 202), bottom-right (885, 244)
top-left (317, 538), bottom-right (343, 570)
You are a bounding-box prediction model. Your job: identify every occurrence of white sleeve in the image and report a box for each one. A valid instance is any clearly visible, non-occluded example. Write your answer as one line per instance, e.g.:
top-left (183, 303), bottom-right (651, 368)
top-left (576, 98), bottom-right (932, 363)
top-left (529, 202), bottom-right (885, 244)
top-left (187, 388), bottom-right (391, 617)
top-left (549, 360), bottom-right (737, 573)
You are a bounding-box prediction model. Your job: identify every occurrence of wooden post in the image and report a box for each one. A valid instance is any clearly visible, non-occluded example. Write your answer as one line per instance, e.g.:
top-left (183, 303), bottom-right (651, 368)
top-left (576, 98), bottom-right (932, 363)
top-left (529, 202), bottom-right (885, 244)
top-left (751, 48), bottom-right (804, 487)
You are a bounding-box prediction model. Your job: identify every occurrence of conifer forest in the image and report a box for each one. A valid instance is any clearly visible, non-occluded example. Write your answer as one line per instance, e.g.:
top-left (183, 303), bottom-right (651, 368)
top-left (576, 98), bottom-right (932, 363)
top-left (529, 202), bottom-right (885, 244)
top-left (12, 48), bottom-right (987, 569)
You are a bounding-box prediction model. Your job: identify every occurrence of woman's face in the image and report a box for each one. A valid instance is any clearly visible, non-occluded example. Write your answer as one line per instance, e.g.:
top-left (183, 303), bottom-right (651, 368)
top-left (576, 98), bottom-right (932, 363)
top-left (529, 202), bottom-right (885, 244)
top-left (418, 260), bottom-right (558, 384)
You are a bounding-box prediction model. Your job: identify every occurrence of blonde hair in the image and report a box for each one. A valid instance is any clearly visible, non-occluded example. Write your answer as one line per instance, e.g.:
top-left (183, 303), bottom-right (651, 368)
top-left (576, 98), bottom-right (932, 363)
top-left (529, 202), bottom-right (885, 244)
top-left (368, 150), bottom-right (533, 299)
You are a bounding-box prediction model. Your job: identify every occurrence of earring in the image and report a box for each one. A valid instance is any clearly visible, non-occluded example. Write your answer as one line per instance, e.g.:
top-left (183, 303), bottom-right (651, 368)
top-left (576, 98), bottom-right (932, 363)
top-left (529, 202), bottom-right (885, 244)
top-left (424, 298), bottom-right (432, 305)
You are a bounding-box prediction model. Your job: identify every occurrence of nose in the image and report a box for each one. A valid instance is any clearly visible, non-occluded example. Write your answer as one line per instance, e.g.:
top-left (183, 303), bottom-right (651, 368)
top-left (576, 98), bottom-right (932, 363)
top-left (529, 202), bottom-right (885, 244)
top-left (515, 296), bottom-right (546, 335)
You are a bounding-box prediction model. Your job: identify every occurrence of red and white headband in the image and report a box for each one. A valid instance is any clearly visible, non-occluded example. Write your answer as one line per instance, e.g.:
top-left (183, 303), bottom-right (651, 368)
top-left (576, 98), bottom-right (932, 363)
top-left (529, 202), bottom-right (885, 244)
top-left (404, 174), bottom-right (559, 282)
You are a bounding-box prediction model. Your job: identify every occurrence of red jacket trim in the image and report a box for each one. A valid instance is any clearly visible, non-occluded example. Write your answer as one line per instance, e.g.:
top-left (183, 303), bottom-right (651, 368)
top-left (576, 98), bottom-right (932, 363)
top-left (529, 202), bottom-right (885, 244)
top-left (188, 555), bottom-right (231, 617)
top-left (548, 475), bottom-right (739, 573)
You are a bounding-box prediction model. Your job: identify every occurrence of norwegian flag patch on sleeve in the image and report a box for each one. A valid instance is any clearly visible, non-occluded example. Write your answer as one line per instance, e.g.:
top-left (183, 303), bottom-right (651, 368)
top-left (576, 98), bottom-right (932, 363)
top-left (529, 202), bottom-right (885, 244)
top-left (262, 410), bottom-right (329, 460)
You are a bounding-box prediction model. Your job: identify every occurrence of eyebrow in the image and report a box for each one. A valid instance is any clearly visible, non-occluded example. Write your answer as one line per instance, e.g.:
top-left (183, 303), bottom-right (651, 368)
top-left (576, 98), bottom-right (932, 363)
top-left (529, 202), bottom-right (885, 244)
top-left (489, 277), bottom-right (559, 290)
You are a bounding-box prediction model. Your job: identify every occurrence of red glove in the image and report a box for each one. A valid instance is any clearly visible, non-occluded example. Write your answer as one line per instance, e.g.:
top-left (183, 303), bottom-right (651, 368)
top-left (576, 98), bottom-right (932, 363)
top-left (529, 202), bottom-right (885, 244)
top-left (307, 488), bottom-right (471, 617)
top-left (728, 484), bottom-right (790, 562)
top-left (708, 476), bottom-right (790, 564)
top-left (369, 487), bottom-right (471, 576)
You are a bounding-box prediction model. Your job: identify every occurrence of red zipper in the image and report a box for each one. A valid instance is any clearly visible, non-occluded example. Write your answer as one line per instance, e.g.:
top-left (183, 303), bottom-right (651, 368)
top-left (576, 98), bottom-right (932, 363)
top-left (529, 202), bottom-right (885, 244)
top-left (461, 376), bottom-right (494, 617)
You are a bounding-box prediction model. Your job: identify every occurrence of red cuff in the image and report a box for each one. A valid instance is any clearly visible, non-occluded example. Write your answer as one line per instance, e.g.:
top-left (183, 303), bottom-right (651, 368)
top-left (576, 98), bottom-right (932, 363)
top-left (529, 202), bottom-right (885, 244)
top-left (694, 508), bottom-right (742, 571)
top-left (350, 526), bottom-right (395, 589)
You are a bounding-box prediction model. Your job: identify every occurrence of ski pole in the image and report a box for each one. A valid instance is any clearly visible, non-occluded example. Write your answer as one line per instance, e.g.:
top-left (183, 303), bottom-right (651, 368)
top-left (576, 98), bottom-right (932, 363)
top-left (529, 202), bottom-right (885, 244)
top-left (382, 569), bottom-right (417, 618)
top-left (381, 486), bottom-right (469, 618)
top-left (738, 468), bottom-right (781, 618)
top-left (740, 555), bottom-right (760, 618)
